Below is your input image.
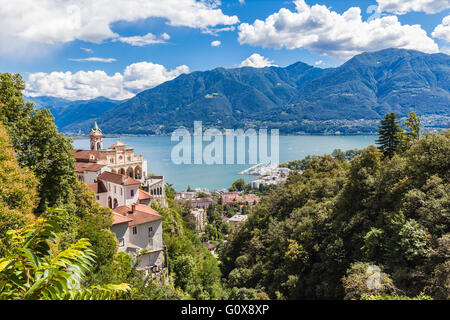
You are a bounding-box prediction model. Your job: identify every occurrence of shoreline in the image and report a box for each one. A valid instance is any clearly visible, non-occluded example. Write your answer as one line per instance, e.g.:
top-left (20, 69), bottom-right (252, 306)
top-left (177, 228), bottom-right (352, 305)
top-left (69, 133), bottom-right (380, 139)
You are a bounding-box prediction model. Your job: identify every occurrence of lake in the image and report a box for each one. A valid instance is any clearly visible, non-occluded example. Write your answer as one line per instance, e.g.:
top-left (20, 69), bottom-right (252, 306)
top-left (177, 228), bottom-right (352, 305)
top-left (73, 135), bottom-right (376, 191)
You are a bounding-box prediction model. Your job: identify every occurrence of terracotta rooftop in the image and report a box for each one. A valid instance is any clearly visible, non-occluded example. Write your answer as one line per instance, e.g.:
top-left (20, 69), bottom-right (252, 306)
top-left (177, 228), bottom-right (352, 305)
top-left (75, 162), bottom-right (105, 173)
top-left (139, 189), bottom-right (152, 200)
top-left (86, 181), bottom-right (108, 194)
top-left (73, 149), bottom-right (107, 161)
top-left (97, 171), bottom-right (141, 186)
top-left (127, 242), bottom-right (139, 249)
top-left (113, 204), bottom-right (163, 226)
top-left (112, 212), bottom-right (133, 225)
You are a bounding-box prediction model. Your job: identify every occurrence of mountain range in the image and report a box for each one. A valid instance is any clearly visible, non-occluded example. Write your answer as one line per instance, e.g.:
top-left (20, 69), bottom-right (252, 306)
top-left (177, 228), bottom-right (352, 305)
top-left (28, 49), bottom-right (450, 135)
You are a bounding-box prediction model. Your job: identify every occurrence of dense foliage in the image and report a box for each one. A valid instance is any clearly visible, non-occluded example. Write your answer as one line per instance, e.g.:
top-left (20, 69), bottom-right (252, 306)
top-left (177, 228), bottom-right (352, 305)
top-left (0, 123), bottom-right (37, 240)
top-left (220, 127), bottom-right (449, 300)
top-left (0, 217), bottom-right (129, 300)
top-left (155, 199), bottom-right (224, 299)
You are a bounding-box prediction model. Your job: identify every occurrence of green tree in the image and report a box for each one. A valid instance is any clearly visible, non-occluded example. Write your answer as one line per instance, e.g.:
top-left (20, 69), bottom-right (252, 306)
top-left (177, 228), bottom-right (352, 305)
top-left (341, 262), bottom-right (397, 300)
top-left (0, 123), bottom-right (37, 240)
top-left (0, 217), bottom-right (129, 300)
top-left (229, 178), bottom-right (246, 192)
top-left (400, 111), bottom-right (422, 150)
top-left (376, 113), bottom-right (404, 158)
top-left (172, 255), bottom-right (196, 291)
top-left (0, 73), bottom-right (77, 214)
top-left (405, 111), bottom-right (421, 141)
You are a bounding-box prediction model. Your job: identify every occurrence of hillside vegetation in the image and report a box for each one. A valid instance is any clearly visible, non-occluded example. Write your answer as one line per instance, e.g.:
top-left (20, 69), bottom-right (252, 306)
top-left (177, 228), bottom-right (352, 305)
top-left (220, 123), bottom-right (449, 299)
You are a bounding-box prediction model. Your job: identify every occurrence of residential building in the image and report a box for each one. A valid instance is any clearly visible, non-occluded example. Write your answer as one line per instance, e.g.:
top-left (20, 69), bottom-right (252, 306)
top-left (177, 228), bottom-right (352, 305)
top-left (175, 192), bottom-right (197, 201)
top-left (144, 176), bottom-right (166, 206)
top-left (190, 208), bottom-right (207, 232)
top-left (220, 192), bottom-right (242, 205)
top-left (203, 242), bottom-right (216, 256)
top-left (228, 214), bottom-right (248, 226)
top-left (111, 204), bottom-right (166, 275)
top-left (87, 171), bottom-right (140, 209)
top-left (190, 197), bottom-right (214, 209)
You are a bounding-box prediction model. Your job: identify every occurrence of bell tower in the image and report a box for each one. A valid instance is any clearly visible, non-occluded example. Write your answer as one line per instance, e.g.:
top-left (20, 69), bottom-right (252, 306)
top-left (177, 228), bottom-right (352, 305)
top-left (90, 120), bottom-right (103, 151)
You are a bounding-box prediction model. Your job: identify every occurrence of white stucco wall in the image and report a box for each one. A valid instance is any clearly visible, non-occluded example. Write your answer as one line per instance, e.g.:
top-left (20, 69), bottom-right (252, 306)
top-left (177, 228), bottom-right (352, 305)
top-left (111, 222), bottom-right (130, 252)
top-left (125, 185), bottom-right (139, 205)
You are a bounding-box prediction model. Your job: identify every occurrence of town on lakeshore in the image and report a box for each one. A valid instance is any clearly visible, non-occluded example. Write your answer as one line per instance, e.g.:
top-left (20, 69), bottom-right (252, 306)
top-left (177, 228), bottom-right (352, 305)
top-left (74, 120), bottom-right (295, 276)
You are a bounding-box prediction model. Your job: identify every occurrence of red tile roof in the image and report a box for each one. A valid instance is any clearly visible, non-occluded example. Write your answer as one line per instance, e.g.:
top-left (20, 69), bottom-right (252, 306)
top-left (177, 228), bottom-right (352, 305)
top-left (113, 204), bottom-right (163, 226)
top-left (98, 171), bottom-right (141, 186)
top-left (73, 149), bottom-right (107, 161)
top-left (86, 181), bottom-right (108, 194)
top-left (139, 189), bottom-right (152, 200)
top-left (75, 162), bottom-right (105, 173)
top-left (112, 212), bottom-right (133, 225)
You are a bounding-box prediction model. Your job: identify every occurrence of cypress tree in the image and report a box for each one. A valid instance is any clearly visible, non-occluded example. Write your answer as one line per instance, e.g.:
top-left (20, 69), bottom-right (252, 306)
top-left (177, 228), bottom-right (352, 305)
top-left (376, 113), bottom-right (404, 158)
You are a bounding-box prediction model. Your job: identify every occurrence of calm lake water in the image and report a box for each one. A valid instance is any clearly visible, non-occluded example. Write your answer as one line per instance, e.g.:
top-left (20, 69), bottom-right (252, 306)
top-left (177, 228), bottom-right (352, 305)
top-left (73, 135), bottom-right (376, 191)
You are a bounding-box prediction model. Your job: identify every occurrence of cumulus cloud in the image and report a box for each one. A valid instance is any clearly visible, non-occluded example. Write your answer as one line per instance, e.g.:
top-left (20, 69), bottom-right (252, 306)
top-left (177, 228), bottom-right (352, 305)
top-left (376, 0), bottom-right (450, 14)
top-left (114, 33), bottom-right (170, 46)
top-left (25, 62), bottom-right (190, 100)
top-left (432, 15), bottom-right (450, 42)
top-left (68, 57), bottom-right (117, 63)
top-left (237, 0), bottom-right (439, 60)
top-left (240, 53), bottom-right (277, 68)
top-left (0, 0), bottom-right (238, 56)
top-left (211, 40), bottom-right (222, 47)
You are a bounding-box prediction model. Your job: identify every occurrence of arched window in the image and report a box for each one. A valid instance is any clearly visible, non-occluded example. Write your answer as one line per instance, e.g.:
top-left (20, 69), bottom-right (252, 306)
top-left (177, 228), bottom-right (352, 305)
top-left (113, 199), bottom-right (118, 208)
top-left (108, 197), bottom-right (112, 209)
top-left (127, 167), bottom-right (133, 178)
top-left (134, 166), bottom-right (141, 180)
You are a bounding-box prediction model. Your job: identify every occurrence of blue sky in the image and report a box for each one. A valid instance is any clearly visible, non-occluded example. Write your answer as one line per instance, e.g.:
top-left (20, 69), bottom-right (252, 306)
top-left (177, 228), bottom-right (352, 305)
top-left (0, 0), bottom-right (449, 100)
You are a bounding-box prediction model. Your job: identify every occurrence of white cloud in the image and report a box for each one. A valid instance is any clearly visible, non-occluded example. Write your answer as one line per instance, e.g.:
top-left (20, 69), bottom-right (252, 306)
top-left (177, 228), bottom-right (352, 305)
top-left (0, 0), bottom-right (238, 56)
top-left (314, 60), bottom-right (324, 66)
top-left (239, 53), bottom-right (277, 68)
top-left (80, 47), bottom-right (93, 54)
top-left (68, 57), bottom-right (117, 63)
top-left (122, 62), bottom-right (190, 93)
top-left (25, 62), bottom-right (190, 100)
top-left (114, 33), bottom-right (170, 46)
top-left (376, 0), bottom-right (450, 14)
top-left (237, 0), bottom-right (439, 60)
top-left (201, 26), bottom-right (235, 36)
top-left (432, 15), bottom-right (450, 42)
top-left (211, 40), bottom-right (222, 47)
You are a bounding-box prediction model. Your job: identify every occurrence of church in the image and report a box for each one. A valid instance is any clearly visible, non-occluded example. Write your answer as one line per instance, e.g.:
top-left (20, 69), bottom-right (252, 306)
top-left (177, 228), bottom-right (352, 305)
top-left (74, 121), bottom-right (147, 183)
top-left (73, 121), bottom-right (167, 276)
